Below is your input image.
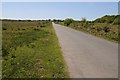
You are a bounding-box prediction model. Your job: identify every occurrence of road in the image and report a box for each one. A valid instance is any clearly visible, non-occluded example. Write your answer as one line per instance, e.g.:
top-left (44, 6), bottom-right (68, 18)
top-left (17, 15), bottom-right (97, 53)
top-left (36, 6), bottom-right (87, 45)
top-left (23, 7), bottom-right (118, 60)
top-left (52, 22), bottom-right (118, 78)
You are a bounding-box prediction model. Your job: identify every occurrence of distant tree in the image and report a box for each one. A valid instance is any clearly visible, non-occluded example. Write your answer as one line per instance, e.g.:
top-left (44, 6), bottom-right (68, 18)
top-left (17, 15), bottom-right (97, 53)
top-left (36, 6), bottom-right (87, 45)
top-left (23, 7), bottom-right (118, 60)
top-left (80, 17), bottom-right (89, 27)
top-left (64, 18), bottom-right (74, 26)
top-left (48, 19), bottom-right (51, 21)
top-left (52, 19), bottom-right (56, 22)
top-left (81, 17), bottom-right (87, 22)
top-left (18, 20), bottom-right (22, 21)
top-left (27, 20), bottom-right (31, 22)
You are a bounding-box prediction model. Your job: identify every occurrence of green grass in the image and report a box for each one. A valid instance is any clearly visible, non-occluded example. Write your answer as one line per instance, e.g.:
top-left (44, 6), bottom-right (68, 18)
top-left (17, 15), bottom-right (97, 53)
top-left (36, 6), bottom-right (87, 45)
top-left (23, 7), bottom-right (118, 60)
top-left (2, 21), bottom-right (69, 78)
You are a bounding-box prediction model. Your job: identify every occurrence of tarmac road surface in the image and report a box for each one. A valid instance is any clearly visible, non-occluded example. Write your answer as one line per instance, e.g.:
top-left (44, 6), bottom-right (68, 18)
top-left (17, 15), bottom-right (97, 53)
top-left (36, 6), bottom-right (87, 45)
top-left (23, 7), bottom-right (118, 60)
top-left (52, 22), bottom-right (118, 78)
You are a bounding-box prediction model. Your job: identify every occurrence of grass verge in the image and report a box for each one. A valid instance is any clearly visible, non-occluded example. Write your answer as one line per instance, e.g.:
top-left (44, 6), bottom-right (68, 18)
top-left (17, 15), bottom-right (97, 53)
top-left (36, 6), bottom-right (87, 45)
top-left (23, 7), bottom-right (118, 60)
top-left (2, 21), bottom-right (69, 78)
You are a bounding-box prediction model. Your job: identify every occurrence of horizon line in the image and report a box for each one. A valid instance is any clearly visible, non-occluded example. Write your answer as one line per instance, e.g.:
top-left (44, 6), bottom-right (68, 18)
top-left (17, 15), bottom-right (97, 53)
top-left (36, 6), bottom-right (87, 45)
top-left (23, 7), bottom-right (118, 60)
top-left (1, 14), bottom-right (119, 21)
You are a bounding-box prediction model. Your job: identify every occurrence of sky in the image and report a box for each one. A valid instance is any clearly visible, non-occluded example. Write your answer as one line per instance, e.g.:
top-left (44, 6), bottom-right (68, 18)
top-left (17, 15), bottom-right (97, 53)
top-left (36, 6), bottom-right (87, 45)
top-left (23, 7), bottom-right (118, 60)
top-left (2, 2), bottom-right (118, 20)
top-left (1, 0), bottom-right (120, 2)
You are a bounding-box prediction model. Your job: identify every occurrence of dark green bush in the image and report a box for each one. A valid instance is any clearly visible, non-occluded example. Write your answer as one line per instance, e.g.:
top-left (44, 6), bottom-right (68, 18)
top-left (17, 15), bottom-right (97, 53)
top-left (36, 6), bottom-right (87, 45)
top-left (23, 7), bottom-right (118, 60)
top-left (64, 18), bottom-right (74, 26)
top-left (3, 27), bottom-right (7, 30)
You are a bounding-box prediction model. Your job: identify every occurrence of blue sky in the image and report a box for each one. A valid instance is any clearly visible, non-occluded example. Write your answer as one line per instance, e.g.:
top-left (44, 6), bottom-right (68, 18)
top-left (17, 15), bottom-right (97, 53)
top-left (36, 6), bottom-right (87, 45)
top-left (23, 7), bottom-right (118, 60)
top-left (2, 2), bottom-right (118, 20)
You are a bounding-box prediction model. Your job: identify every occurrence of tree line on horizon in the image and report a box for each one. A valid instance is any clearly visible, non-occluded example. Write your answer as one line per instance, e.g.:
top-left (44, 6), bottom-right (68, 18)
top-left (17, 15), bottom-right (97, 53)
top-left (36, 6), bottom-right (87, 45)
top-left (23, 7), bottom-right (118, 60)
top-left (1, 15), bottom-right (120, 25)
top-left (53, 15), bottom-right (120, 25)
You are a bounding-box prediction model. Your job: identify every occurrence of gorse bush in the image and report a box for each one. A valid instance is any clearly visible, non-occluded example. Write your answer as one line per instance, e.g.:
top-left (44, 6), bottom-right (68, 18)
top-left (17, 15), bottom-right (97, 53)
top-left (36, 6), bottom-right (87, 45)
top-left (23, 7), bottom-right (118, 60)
top-left (94, 15), bottom-right (119, 23)
top-left (64, 18), bottom-right (74, 26)
top-left (112, 15), bottom-right (120, 25)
